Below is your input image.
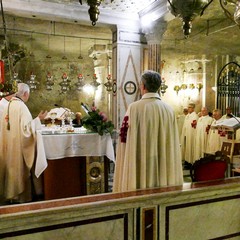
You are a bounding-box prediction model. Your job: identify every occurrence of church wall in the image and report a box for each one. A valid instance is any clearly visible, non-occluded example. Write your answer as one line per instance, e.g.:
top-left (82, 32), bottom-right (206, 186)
top-left (1, 15), bottom-right (112, 119)
top-left (160, 52), bottom-right (240, 116)
top-left (1, 15), bottom-right (240, 124)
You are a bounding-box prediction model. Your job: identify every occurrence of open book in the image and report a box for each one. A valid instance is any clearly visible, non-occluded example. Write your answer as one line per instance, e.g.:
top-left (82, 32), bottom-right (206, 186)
top-left (44, 107), bottom-right (70, 120)
top-left (213, 117), bottom-right (240, 131)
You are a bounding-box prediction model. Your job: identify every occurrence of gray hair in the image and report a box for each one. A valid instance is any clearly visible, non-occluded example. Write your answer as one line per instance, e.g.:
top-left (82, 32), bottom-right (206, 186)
top-left (141, 70), bottom-right (162, 92)
top-left (16, 83), bottom-right (30, 97)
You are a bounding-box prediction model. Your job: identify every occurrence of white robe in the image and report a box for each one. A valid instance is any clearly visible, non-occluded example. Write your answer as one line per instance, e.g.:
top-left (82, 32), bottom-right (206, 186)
top-left (0, 97), bottom-right (41, 203)
top-left (193, 115), bottom-right (213, 161)
top-left (205, 118), bottom-right (225, 155)
top-left (113, 93), bottom-right (183, 192)
top-left (0, 98), bottom-right (8, 124)
top-left (177, 114), bottom-right (186, 140)
top-left (180, 112), bottom-right (199, 164)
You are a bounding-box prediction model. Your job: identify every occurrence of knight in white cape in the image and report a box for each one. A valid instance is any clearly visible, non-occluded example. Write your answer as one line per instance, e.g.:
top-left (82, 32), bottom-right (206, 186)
top-left (113, 71), bottom-right (183, 192)
top-left (193, 107), bottom-right (213, 162)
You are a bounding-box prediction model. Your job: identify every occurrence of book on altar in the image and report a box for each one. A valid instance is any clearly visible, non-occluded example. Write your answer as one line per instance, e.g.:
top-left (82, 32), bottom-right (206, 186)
top-left (44, 107), bottom-right (70, 120)
top-left (212, 117), bottom-right (240, 131)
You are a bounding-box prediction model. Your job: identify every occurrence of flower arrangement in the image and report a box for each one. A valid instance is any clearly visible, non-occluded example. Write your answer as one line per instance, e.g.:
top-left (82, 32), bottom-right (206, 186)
top-left (82, 105), bottom-right (114, 136)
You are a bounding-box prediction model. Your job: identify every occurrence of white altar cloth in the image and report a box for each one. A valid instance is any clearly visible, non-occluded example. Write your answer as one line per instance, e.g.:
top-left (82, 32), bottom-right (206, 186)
top-left (35, 131), bottom-right (115, 178)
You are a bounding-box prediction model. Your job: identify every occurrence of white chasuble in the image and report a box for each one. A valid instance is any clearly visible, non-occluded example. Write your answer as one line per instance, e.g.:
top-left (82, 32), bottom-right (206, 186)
top-left (0, 97), bottom-right (41, 202)
top-left (193, 115), bottom-right (213, 162)
top-left (113, 93), bottom-right (183, 192)
top-left (180, 112), bottom-right (199, 164)
top-left (205, 118), bottom-right (225, 155)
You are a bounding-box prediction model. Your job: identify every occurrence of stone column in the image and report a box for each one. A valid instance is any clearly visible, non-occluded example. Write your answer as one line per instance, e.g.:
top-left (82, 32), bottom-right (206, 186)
top-left (88, 44), bottom-right (112, 116)
top-left (111, 25), bottom-right (147, 129)
top-left (143, 20), bottom-right (167, 73)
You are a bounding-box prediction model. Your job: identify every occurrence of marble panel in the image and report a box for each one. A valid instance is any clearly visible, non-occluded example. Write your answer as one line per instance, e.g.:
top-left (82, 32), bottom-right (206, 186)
top-left (166, 196), bottom-right (240, 239)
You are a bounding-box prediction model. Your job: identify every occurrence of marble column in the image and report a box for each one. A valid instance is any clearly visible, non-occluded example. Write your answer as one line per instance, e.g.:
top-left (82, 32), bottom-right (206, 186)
top-left (143, 20), bottom-right (167, 73)
top-left (111, 25), bottom-right (147, 129)
top-left (88, 44), bottom-right (112, 117)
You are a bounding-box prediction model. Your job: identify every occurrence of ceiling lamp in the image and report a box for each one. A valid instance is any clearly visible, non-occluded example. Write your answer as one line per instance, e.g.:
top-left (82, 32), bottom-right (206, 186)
top-left (79, 0), bottom-right (114, 26)
top-left (220, 0), bottom-right (240, 25)
top-left (167, 0), bottom-right (213, 38)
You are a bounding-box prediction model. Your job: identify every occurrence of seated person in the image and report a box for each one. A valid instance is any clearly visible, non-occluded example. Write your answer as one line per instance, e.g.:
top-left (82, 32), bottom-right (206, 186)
top-left (72, 112), bottom-right (82, 127)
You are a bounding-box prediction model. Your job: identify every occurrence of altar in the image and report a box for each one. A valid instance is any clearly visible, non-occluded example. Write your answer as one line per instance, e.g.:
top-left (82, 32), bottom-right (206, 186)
top-left (36, 131), bottom-right (115, 200)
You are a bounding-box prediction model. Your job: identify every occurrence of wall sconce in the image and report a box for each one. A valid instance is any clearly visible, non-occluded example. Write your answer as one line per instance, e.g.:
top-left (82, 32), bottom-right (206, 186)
top-left (90, 74), bottom-right (100, 90)
top-left (160, 79), bottom-right (168, 95)
top-left (189, 83), bottom-right (195, 89)
top-left (167, 0), bottom-right (213, 37)
top-left (46, 72), bottom-right (54, 91)
top-left (174, 85), bottom-right (181, 95)
top-left (75, 73), bottom-right (85, 91)
top-left (79, 0), bottom-right (114, 26)
top-left (181, 83), bottom-right (188, 90)
top-left (59, 73), bottom-right (71, 93)
top-left (196, 82), bottom-right (203, 92)
top-left (104, 74), bottom-right (113, 92)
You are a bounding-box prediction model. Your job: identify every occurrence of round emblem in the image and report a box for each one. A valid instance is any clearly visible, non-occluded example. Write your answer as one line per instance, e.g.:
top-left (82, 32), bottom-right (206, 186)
top-left (124, 81), bottom-right (136, 95)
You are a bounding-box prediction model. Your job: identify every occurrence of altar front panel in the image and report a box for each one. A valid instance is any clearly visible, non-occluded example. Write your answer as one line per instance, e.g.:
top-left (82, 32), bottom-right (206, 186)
top-left (37, 132), bottom-right (114, 200)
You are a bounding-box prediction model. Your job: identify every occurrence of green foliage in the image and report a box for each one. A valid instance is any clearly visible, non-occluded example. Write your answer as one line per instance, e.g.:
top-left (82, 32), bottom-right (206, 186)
top-left (82, 107), bottom-right (114, 136)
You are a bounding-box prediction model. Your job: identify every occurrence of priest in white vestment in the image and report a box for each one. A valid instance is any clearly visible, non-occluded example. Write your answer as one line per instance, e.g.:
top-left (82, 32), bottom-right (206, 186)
top-left (177, 107), bottom-right (188, 140)
top-left (0, 83), bottom-right (47, 203)
top-left (0, 93), bottom-right (16, 124)
top-left (222, 106), bottom-right (232, 120)
top-left (193, 107), bottom-right (213, 162)
top-left (113, 70), bottom-right (183, 192)
top-left (205, 109), bottom-right (224, 155)
top-left (180, 103), bottom-right (199, 164)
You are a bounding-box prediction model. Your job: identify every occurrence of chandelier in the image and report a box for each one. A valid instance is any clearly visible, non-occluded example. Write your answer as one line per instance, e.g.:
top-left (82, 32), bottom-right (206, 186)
top-left (79, 0), bottom-right (114, 26)
top-left (167, 0), bottom-right (213, 37)
top-left (220, 0), bottom-right (240, 25)
top-left (59, 73), bottom-right (71, 93)
top-left (27, 72), bottom-right (39, 91)
top-left (90, 74), bottom-right (101, 90)
top-left (75, 73), bottom-right (85, 91)
top-left (46, 72), bottom-right (54, 91)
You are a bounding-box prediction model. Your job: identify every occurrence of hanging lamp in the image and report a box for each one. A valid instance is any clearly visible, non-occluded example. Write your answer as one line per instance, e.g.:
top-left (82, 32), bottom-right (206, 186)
top-left (79, 0), bottom-right (114, 26)
top-left (167, 0), bottom-right (213, 38)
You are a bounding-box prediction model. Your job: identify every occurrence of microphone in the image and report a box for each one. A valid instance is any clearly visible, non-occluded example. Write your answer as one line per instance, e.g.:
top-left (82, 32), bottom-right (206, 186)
top-left (81, 102), bottom-right (91, 114)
